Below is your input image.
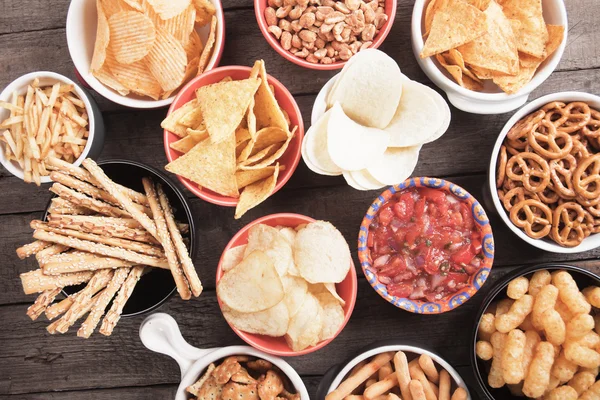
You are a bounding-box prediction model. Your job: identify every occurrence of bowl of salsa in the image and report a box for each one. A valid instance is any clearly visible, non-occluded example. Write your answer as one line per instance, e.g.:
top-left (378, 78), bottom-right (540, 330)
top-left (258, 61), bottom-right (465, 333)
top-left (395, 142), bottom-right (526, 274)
top-left (358, 177), bottom-right (494, 314)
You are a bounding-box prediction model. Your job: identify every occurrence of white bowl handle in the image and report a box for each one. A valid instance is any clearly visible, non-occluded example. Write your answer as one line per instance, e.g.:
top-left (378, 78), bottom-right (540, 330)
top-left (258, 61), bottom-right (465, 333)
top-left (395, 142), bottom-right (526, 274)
top-left (139, 313), bottom-right (217, 377)
top-left (446, 91), bottom-right (529, 115)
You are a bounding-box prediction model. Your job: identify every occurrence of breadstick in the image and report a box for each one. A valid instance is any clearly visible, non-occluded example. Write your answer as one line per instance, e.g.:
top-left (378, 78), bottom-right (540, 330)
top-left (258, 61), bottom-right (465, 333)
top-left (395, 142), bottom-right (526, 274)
top-left (409, 380), bottom-right (426, 400)
top-left (31, 220), bottom-right (164, 257)
top-left (378, 362), bottom-right (392, 381)
top-left (143, 178), bottom-right (191, 300)
top-left (363, 372), bottom-right (398, 399)
top-left (46, 295), bottom-right (76, 320)
top-left (26, 288), bottom-right (61, 320)
top-left (47, 289), bottom-right (105, 334)
top-left (418, 354), bottom-right (439, 384)
top-left (99, 266), bottom-right (145, 336)
top-left (20, 269), bottom-right (93, 294)
top-left (16, 240), bottom-right (51, 259)
top-left (393, 351), bottom-right (412, 400)
top-left (48, 197), bottom-right (92, 215)
top-left (157, 183), bottom-right (202, 296)
top-left (83, 159), bottom-right (158, 239)
top-left (35, 244), bottom-right (69, 263)
top-left (450, 388), bottom-right (467, 400)
top-left (50, 182), bottom-right (130, 218)
top-left (78, 267), bottom-right (130, 338)
top-left (325, 352), bottom-right (395, 400)
top-left (408, 361), bottom-right (437, 400)
top-left (438, 369), bottom-right (451, 400)
top-left (41, 251), bottom-right (137, 275)
top-left (33, 229), bottom-right (169, 269)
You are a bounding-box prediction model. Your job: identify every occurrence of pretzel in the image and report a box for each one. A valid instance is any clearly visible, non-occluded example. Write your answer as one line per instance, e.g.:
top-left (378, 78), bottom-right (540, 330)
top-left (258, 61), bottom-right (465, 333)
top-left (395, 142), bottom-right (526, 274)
top-left (509, 199), bottom-right (553, 239)
top-left (506, 153), bottom-right (550, 193)
top-left (549, 156), bottom-right (577, 198)
top-left (551, 202), bottom-right (588, 247)
top-left (527, 119), bottom-right (573, 159)
top-left (552, 102), bottom-right (592, 134)
top-left (507, 110), bottom-right (545, 141)
top-left (503, 187), bottom-right (539, 211)
top-left (582, 110), bottom-right (600, 139)
top-left (497, 145), bottom-right (508, 188)
top-left (573, 154), bottom-right (600, 200)
top-left (538, 184), bottom-right (560, 204)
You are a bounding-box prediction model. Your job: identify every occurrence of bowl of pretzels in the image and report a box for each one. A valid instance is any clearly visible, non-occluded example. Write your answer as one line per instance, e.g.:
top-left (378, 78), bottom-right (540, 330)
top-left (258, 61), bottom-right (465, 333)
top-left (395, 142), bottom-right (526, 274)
top-left (489, 91), bottom-right (600, 253)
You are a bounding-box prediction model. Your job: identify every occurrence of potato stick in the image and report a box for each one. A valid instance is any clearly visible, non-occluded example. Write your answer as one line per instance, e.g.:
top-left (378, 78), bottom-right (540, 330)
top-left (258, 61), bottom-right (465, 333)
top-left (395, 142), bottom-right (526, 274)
top-left (50, 183), bottom-right (131, 218)
top-left (35, 88), bottom-right (49, 106)
top-left (158, 183), bottom-right (201, 296)
top-left (36, 244), bottom-right (69, 263)
top-left (84, 160), bottom-right (158, 240)
top-left (409, 380), bottom-right (426, 400)
top-left (20, 269), bottom-right (93, 294)
top-left (41, 251), bottom-right (138, 275)
top-left (0, 116), bottom-right (24, 128)
top-left (62, 116), bottom-right (79, 155)
top-left (408, 361), bottom-right (437, 400)
top-left (65, 94), bottom-right (84, 108)
top-left (364, 372), bottom-right (398, 399)
top-left (47, 289), bottom-right (105, 334)
top-left (418, 354), bottom-right (439, 384)
top-left (26, 288), bottom-right (61, 320)
top-left (365, 379), bottom-right (377, 387)
top-left (78, 267), bottom-right (130, 338)
top-left (450, 388), bottom-right (467, 400)
top-left (58, 84), bottom-right (75, 94)
top-left (99, 265), bottom-right (145, 336)
top-left (51, 114), bottom-right (63, 146)
top-left (0, 100), bottom-right (23, 113)
top-left (326, 352), bottom-right (395, 400)
top-left (47, 83), bottom-right (60, 107)
top-left (61, 136), bottom-right (86, 146)
top-left (349, 361), bottom-right (366, 378)
top-left (343, 396), bottom-right (364, 400)
top-left (32, 159), bottom-right (41, 186)
top-left (393, 351), bottom-right (412, 400)
top-left (36, 106), bottom-right (51, 140)
top-left (41, 126), bottom-right (53, 159)
top-left (143, 178), bottom-right (191, 300)
top-left (32, 229), bottom-right (169, 269)
top-left (3, 130), bottom-right (18, 158)
top-left (16, 240), bottom-right (51, 259)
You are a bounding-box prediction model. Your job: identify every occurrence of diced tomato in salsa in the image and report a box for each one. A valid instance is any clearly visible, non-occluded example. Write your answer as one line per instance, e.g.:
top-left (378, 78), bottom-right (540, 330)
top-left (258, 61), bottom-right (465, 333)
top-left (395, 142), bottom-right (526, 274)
top-left (368, 187), bottom-right (483, 301)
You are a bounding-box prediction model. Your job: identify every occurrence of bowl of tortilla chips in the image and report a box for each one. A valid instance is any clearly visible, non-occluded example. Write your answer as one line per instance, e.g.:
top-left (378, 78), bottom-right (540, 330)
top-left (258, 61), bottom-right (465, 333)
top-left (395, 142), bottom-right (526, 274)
top-left (412, 0), bottom-right (567, 115)
top-left (162, 62), bottom-right (304, 219)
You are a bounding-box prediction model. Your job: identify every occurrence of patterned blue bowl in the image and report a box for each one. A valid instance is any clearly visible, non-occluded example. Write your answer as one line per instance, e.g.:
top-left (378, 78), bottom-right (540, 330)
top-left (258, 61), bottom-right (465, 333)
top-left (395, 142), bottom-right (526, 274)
top-left (358, 177), bottom-right (495, 314)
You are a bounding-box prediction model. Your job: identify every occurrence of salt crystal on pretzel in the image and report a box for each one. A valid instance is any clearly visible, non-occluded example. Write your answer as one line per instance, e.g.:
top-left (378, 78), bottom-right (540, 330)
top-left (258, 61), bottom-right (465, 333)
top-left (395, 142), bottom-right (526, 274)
top-left (16, 240), bottom-right (51, 259)
top-left (26, 288), bottom-right (61, 320)
top-left (20, 269), bottom-right (93, 295)
top-left (99, 266), bottom-right (145, 336)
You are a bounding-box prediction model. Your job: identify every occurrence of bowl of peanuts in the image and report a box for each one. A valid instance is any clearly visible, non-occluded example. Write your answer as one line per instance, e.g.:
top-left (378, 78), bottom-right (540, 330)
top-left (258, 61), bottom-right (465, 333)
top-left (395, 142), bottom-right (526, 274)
top-left (471, 264), bottom-right (600, 400)
top-left (255, 0), bottom-right (397, 69)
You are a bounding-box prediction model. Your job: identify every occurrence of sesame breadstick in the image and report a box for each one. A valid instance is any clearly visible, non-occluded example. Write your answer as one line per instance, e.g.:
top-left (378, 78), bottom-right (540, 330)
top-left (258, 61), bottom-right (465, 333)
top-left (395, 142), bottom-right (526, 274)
top-left (47, 197), bottom-right (93, 215)
top-left (47, 289), bottom-right (106, 334)
top-left (41, 251), bottom-right (137, 275)
top-left (20, 269), bottom-right (93, 295)
top-left (46, 215), bottom-right (159, 244)
top-left (50, 183), bottom-right (130, 218)
top-left (35, 244), bottom-right (69, 264)
top-left (26, 288), bottom-right (61, 320)
top-left (99, 266), bottom-right (145, 336)
top-left (16, 240), bottom-right (51, 259)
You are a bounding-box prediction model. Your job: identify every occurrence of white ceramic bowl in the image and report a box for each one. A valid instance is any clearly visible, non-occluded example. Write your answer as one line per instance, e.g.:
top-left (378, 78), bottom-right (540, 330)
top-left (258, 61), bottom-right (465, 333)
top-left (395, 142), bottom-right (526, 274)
top-left (411, 0), bottom-right (568, 115)
top-left (139, 313), bottom-right (310, 400)
top-left (66, 0), bottom-right (225, 109)
top-left (0, 71), bottom-right (103, 184)
top-left (488, 91), bottom-right (600, 254)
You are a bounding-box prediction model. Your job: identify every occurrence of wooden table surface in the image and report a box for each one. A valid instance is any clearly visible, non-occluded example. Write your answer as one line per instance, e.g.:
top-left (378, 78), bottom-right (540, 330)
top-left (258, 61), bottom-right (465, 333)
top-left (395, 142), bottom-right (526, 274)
top-left (1, 0), bottom-right (600, 398)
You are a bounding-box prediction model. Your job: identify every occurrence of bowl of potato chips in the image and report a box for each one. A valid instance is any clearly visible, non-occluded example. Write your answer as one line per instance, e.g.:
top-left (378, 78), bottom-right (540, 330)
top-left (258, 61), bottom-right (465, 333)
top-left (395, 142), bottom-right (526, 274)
top-left (66, 0), bottom-right (225, 108)
top-left (412, 0), bottom-right (567, 114)
top-left (216, 213), bottom-right (357, 356)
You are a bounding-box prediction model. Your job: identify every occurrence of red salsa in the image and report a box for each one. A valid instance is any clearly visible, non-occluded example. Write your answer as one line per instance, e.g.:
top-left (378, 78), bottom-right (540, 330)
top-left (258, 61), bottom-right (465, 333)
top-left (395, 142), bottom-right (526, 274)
top-left (367, 187), bottom-right (483, 302)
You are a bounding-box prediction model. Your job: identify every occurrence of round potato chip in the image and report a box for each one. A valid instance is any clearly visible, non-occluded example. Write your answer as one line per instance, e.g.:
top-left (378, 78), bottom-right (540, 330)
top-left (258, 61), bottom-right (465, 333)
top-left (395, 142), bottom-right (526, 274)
top-left (315, 292), bottom-right (345, 341)
top-left (222, 301), bottom-right (289, 337)
top-left (285, 293), bottom-right (323, 352)
top-left (343, 170), bottom-right (386, 191)
top-left (366, 146), bottom-right (421, 185)
top-left (294, 221), bottom-right (351, 284)
top-left (217, 250), bottom-right (283, 313)
top-left (145, 27), bottom-right (187, 91)
top-left (304, 109), bottom-right (342, 176)
top-left (244, 224), bottom-right (293, 277)
top-left (221, 244), bottom-right (246, 273)
top-left (108, 11), bottom-right (156, 65)
top-left (277, 226), bottom-right (297, 245)
top-left (324, 282), bottom-right (345, 307)
top-left (281, 275), bottom-right (308, 318)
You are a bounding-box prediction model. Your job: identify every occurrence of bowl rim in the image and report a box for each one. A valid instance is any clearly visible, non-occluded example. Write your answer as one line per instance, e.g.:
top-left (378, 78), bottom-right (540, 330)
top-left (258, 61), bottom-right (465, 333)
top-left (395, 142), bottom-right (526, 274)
top-left (215, 212), bottom-right (358, 356)
top-left (0, 71), bottom-right (96, 184)
top-left (163, 65), bottom-right (305, 207)
top-left (410, 0), bottom-right (568, 100)
top-left (470, 263), bottom-right (600, 400)
top-left (253, 0), bottom-right (398, 70)
top-left (487, 91), bottom-right (600, 254)
top-left (65, 0), bottom-right (226, 109)
top-left (358, 177), bottom-right (494, 314)
top-left (42, 158), bottom-right (197, 317)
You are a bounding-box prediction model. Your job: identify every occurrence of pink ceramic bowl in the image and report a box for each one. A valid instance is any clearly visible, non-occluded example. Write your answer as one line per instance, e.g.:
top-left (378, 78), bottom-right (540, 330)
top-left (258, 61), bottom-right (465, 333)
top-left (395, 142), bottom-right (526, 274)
top-left (216, 213), bottom-right (358, 356)
top-left (163, 66), bottom-right (304, 206)
top-left (254, 0), bottom-right (397, 70)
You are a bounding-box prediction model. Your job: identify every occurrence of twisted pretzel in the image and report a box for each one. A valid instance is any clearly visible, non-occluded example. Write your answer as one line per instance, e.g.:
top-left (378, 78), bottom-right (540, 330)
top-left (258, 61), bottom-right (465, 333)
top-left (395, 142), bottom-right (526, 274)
top-left (506, 153), bottom-right (550, 193)
top-left (582, 109), bottom-right (600, 139)
top-left (543, 102), bottom-right (592, 134)
top-left (510, 199), bottom-right (553, 239)
top-left (503, 187), bottom-right (540, 211)
top-left (538, 184), bottom-right (560, 204)
top-left (573, 154), bottom-right (600, 200)
top-left (549, 155), bottom-right (577, 198)
top-left (551, 201), bottom-right (588, 247)
top-left (527, 119), bottom-right (573, 159)
top-left (497, 145), bottom-right (507, 188)
top-left (507, 110), bottom-right (545, 141)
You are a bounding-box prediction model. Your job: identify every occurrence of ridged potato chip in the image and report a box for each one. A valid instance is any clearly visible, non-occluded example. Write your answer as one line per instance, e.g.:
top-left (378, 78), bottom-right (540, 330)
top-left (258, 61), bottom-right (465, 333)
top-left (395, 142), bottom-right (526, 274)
top-left (147, 0), bottom-right (191, 20)
top-left (93, 65), bottom-right (130, 96)
top-left (197, 16), bottom-right (217, 75)
top-left (193, 0), bottom-right (216, 25)
top-left (145, 27), bottom-right (187, 91)
top-left (91, 0), bottom-right (110, 72)
top-left (105, 49), bottom-right (162, 99)
top-left (159, 4), bottom-right (196, 46)
top-left (222, 301), bottom-right (289, 337)
top-left (108, 11), bottom-right (156, 64)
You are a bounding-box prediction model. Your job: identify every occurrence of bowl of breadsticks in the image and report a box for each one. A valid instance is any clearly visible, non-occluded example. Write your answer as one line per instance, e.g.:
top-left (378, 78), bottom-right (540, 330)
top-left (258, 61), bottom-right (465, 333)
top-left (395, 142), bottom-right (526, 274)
top-left (16, 158), bottom-right (202, 338)
top-left (472, 263), bottom-right (600, 399)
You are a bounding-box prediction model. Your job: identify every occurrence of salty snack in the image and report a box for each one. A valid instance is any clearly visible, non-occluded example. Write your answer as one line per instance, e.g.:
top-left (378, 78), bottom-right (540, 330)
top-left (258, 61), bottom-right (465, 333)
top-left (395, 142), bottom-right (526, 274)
top-left (366, 186), bottom-right (485, 301)
top-left (16, 157), bottom-right (201, 338)
top-left (326, 350), bottom-right (468, 400)
top-left (0, 78), bottom-right (89, 185)
top-left (164, 60), bottom-right (297, 219)
top-left (186, 356), bottom-right (300, 399)
top-left (263, 0), bottom-right (388, 65)
top-left (496, 101), bottom-right (600, 247)
top-left (304, 49), bottom-right (450, 190)
top-left (420, 0), bottom-right (565, 94)
top-left (90, 0), bottom-right (218, 100)
top-left (217, 221), bottom-right (350, 351)
top-left (476, 269), bottom-right (600, 398)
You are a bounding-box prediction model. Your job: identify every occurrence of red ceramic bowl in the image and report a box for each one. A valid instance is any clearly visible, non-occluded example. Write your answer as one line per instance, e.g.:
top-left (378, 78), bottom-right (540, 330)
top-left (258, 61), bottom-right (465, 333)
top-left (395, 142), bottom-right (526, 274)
top-left (216, 213), bottom-right (358, 356)
top-left (254, 0), bottom-right (397, 70)
top-left (163, 66), bottom-right (304, 206)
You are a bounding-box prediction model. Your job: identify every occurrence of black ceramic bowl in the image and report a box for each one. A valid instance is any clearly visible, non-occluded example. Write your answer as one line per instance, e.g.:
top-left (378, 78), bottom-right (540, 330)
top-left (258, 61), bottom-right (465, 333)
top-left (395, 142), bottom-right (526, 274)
top-left (42, 159), bottom-right (196, 317)
top-left (471, 263), bottom-right (600, 400)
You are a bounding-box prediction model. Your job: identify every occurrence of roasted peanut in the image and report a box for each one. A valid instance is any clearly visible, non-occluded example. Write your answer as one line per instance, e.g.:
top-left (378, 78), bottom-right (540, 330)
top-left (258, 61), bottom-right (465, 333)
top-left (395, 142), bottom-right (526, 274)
top-left (334, 2), bottom-right (351, 14)
top-left (302, 40), bottom-right (315, 50)
top-left (315, 38), bottom-right (326, 48)
top-left (333, 21), bottom-right (345, 35)
top-left (299, 12), bottom-right (316, 27)
top-left (345, 0), bottom-right (361, 11)
top-left (298, 29), bottom-right (317, 42)
top-left (320, 23), bottom-right (334, 33)
top-left (289, 5), bottom-right (305, 19)
top-left (306, 54), bottom-right (319, 63)
top-left (265, 7), bottom-right (278, 26)
top-left (322, 56), bottom-right (334, 64)
top-left (267, 25), bottom-right (283, 39)
top-left (295, 48), bottom-right (309, 58)
top-left (313, 48), bottom-right (328, 59)
top-left (325, 11), bottom-right (346, 24)
top-left (361, 24), bottom-right (376, 41)
top-left (276, 5), bottom-right (292, 18)
top-left (290, 19), bottom-right (302, 32)
top-left (374, 12), bottom-right (387, 29)
top-left (291, 34), bottom-right (302, 48)
top-left (281, 31), bottom-right (292, 50)
top-left (279, 18), bottom-right (292, 31)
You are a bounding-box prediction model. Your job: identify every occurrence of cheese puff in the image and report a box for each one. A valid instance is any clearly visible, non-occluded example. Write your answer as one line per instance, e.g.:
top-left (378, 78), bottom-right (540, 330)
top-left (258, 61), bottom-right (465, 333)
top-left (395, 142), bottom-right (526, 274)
top-left (577, 331), bottom-right (600, 349)
top-left (529, 270), bottom-right (551, 296)
top-left (476, 341), bottom-right (493, 361)
top-left (522, 342), bottom-right (555, 398)
top-left (502, 329), bottom-right (526, 384)
top-left (581, 366), bottom-right (599, 376)
top-left (564, 341), bottom-right (600, 368)
top-left (508, 276), bottom-right (529, 300)
top-left (478, 313), bottom-right (496, 341)
top-left (580, 380), bottom-right (600, 400)
top-left (532, 284), bottom-right (559, 330)
top-left (552, 271), bottom-right (592, 315)
top-left (568, 371), bottom-right (596, 395)
top-left (541, 309), bottom-right (566, 345)
top-left (522, 330), bottom-right (541, 374)
top-left (583, 286), bottom-right (600, 308)
top-left (489, 332), bottom-right (507, 388)
top-left (496, 295), bottom-right (534, 333)
top-left (555, 298), bottom-right (575, 322)
top-left (546, 375), bottom-right (561, 393)
top-left (551, 350), bottom-right (579, 383)
top-left (545, 385), bottom-right (578, 400)
top-left (566, 313), bottom-right (595, 340)
top-left (495, 299), bottom-right (514, 317)
top-left (519, 314), bottom-right (535, 331)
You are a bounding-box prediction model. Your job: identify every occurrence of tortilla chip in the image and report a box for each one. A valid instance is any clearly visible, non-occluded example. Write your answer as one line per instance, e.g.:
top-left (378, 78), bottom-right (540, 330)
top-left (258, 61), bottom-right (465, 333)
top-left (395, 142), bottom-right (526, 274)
top-left (420, 0), bottom-right (487, 58)
top-left (237, 140), bottom-right (255, 164)
top-left (195, 77), bottom-right (261, 143)
top-left (197, 15), bottom-right (217, 75)
top-left (251, 60), bottom-right (289, 132)
top-left (220, 76), bottom-right (233, 83)
top-left (247, 96), bottom-right (257, 140)
top-left (436, 54), bottom-right (484, 91)
top-left (235, 127), bottom-right (252, 146)
top-left (242, 143), bottom-right (278, 166)
top-left (252, 127), bottom-right (288, 153)
top-left (469, 64), bottom-right (495, 79)
top-left (234, 164), bottom-right (279, 219)
top-left (170, 135), bottom-right (204, 153)
top-left (457, 0), bottom-right (519, 75)
top-left (236, 166), bottom-right (280, 189)
top-left (445, 49), bottom-right (481, 81)
top-left (165, 133), bottom-right (238, 197)
top-left (501, 0), bottom-right (548, 58)
top-left (193, 0), bottom-right (216, 26)
top-left (161, 99), bottom-right (198, 137)
top-left (179, 106), bottom-right (203, 128)
top-left (492, 65), bottom-right (537, 94)
top-left (424, 0), bottom-right (448, 37)
top-left (186, 128), bottom-right (209, 141)
top-left (519, 52), bottom-right (542, 68)
top-left (544, 25), bottom-right (565, 60)
top-left (239, 128), bottom-right (294, 170)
